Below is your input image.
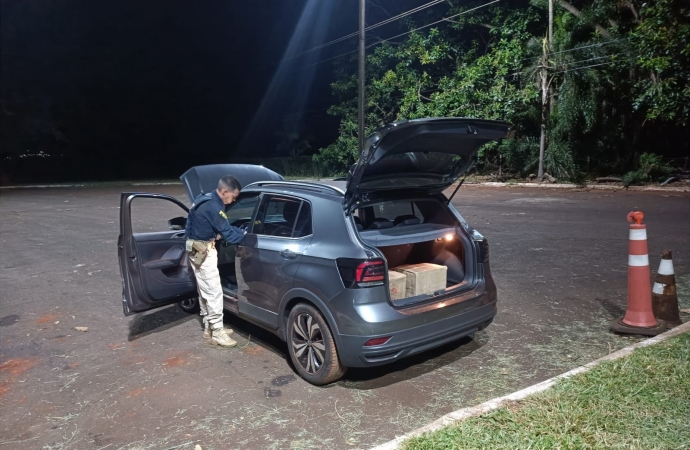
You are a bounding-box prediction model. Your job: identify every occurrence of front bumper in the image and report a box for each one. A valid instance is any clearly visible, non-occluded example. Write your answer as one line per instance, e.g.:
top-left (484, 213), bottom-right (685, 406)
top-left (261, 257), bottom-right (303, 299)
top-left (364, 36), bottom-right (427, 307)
top-left (336, 299), bottom-right (496, 368)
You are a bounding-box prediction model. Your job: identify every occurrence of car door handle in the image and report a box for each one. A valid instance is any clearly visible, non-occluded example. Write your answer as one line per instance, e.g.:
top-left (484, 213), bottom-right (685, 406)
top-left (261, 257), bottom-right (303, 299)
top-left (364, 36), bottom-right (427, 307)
top-left (280, 249), bottom-right (297, 259)
top-left (171, 232), bottom-right (186, 239)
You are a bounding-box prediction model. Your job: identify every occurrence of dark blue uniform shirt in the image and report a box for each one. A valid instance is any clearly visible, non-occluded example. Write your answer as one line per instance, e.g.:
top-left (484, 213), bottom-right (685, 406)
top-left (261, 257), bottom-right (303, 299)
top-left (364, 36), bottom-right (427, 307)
top-left (184, 190), bottom-right (245, 244)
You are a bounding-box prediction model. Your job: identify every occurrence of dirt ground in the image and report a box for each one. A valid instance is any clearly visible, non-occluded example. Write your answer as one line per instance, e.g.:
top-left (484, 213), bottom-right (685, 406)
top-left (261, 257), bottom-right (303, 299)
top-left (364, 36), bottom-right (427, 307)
top-left (1, 185), bottom-right (688, 450)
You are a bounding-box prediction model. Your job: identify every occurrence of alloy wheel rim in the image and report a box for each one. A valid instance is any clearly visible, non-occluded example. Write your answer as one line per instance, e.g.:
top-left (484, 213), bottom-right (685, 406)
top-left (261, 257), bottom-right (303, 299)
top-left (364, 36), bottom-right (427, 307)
top-left (291, 313), bottom-right (325, 374)
top-left (181, 298), bottom-right (197, 309)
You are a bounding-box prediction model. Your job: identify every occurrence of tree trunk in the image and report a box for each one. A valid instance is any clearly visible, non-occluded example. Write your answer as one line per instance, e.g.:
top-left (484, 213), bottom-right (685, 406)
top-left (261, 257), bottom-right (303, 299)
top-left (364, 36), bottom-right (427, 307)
top-left (538, 66), bottom-right (548, 181)
top-left (548, 0), bottom-right (555, 114)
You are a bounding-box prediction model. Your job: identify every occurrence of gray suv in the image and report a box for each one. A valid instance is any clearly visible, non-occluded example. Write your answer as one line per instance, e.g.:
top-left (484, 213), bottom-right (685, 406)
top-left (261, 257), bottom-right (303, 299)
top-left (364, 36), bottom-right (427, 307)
top-left (118, 117), bottom-right (511, 385)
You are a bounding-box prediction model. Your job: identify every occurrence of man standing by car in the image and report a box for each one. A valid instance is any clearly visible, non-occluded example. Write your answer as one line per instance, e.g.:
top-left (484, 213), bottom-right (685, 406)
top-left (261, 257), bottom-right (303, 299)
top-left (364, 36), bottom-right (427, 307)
top-left (185, 175), bottom-right (246, 347)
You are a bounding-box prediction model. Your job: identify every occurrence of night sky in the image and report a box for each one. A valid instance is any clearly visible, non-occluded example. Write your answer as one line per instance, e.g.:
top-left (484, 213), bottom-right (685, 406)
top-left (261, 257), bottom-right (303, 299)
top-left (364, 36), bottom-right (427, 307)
top-left (1, 0), bottom-right (433, 181)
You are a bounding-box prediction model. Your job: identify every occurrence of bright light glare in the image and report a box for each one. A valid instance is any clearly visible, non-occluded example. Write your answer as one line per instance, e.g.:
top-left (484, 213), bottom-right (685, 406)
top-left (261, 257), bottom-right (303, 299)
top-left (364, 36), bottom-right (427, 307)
top-left (445, 234), bottom-right (454, 241)
top-left (238, 0), bottom-right (336, 153)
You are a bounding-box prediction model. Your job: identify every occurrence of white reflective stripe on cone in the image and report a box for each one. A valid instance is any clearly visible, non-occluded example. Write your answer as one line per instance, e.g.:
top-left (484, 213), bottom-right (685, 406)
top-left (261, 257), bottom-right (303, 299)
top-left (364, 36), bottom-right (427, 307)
top-left (628, 254), bottom-right (649, 266)
top-left (658, 259), bottom-right (674, 275)
top-left (652, 282), bottom-right (665, 295)
top-left (629, 229), bottom-right (647, 241)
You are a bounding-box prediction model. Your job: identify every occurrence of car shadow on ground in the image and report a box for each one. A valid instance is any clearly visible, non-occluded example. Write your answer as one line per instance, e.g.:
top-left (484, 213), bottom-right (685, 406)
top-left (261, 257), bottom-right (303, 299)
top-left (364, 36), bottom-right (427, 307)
top-left (221, 314), bottom-right (489, 389)
top-left (222, 313), bottom-right (289, 357)
top-left (127, 304), bottom-right (197, 341)
top-left (128, 305), bottom-right (488, 389)
top-left (337, 334), bottom-right (486, 390)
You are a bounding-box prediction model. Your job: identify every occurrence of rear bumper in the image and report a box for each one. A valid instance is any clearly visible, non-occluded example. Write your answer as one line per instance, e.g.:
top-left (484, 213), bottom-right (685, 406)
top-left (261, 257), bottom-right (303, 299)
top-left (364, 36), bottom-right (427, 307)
top-left (336, 299), bottom-right (496, 368)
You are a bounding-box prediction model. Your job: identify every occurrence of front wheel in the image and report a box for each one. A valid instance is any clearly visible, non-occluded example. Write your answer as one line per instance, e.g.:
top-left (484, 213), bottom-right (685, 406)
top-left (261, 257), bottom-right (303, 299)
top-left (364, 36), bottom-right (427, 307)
top-left (287, 304), bottom-right (347, 385)
top-left (178, 297), bottom-right (200, 313)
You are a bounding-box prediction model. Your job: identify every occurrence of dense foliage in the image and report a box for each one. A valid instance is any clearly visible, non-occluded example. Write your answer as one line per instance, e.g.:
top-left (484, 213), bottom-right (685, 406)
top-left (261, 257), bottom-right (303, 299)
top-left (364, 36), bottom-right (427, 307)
top-left (314, 0), bottom-right (689, 180)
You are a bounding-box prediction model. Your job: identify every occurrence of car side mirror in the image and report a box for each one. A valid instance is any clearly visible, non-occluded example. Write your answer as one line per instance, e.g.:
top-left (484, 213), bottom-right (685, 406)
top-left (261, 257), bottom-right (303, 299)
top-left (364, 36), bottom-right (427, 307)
top-left (168, 216), bottom-right (187, 230)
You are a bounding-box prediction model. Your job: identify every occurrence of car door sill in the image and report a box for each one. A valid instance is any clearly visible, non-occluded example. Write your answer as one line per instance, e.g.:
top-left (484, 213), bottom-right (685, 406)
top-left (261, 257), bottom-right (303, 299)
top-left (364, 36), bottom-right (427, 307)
top-left (222, 291), bottom-right (239, 314)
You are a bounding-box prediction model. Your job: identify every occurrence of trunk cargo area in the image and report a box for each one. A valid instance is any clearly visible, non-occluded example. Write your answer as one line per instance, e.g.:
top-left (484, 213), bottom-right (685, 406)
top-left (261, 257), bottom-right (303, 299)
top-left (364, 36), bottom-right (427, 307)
top-left (360, 227), bottom-right (468, 307)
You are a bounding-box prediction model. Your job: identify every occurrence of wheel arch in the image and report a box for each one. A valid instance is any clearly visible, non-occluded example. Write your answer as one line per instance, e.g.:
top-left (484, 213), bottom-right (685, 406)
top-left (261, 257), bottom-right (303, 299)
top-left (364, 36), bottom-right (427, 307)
top-left (278, 288), bottom-right (341, 348)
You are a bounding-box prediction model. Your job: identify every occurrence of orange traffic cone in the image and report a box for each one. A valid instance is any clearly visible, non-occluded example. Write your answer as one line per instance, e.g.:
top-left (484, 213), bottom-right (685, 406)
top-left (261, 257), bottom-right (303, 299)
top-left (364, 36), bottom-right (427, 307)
top-left (652, 250), bottom-right (682, 327)
top-left (611, 211), bottom-right (666, 336)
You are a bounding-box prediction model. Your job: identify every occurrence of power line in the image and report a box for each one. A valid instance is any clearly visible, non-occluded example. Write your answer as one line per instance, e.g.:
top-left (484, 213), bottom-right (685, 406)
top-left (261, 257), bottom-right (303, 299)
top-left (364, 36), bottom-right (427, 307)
top-left (560, 54), bottom-right (614, 66)
top-left (287, 60), bottom-right (616, 119)
top-left (285, 0), bottom-right (447, 60)
top-left (376, 0), bottom-right (500, 47)
top-left (304, 0), bottom-right (501, 68)
top-left (311, 24), bottom-right (621, 70)
top-left (555, 61), bottom-right (615, 74)
top-left (521, 39), bottom-right (626, 62)
top-left (511, 54), bottom-right (617, 76)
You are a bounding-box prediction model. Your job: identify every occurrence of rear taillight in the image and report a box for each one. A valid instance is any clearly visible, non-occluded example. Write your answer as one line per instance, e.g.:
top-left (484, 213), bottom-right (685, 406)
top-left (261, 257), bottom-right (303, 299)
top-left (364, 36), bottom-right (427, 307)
top-left (337, 258), bottom-right (386, 288)
top-left (356, 260), bottom-right (385, 283)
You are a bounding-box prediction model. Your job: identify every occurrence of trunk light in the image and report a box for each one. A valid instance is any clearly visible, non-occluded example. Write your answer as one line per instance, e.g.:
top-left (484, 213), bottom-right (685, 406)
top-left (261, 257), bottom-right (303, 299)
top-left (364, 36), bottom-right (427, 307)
top-left (445, 233), bottom-right (454, 241)
top-left (364, 336), bottom-right (391, 347)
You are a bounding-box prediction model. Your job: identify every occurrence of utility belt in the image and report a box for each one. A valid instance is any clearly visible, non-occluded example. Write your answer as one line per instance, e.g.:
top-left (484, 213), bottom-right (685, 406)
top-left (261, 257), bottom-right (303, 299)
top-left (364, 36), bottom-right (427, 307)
top-left (185, 239), bottom-right (215, 266)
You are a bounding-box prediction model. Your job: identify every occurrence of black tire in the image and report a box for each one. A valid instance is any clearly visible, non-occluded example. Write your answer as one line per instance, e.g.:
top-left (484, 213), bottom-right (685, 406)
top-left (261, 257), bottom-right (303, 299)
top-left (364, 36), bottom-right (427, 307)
top-left (287, 303), bottom-right (347, 385)
top-left (178, 297), bottom-right (200, 314)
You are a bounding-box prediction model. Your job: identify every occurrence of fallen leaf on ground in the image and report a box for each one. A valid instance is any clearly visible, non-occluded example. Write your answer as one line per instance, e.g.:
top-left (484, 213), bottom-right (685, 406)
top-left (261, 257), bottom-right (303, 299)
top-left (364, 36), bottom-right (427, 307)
top-left (75, 327), bottom-right (88, 332)
top-left (680, 308), bottom-right (690, 314)
top-left (195, 445), bottom-right (202, 450)
top-left (54, 321), bottom-right (59, 324)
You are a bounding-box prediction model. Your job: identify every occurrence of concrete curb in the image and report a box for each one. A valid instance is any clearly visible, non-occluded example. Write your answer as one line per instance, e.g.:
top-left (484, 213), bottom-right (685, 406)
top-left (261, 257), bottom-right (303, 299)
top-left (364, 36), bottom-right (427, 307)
top-left (370, 320), bottom-right (690, 450)
top-left (0, 181), bottom-right (182, 189)
top-left (0, 184), bottom-right (86, 189)
top-left (465, 181), bottom-right (689, 192)
top-left (1, 180), bottom-right (687, 192)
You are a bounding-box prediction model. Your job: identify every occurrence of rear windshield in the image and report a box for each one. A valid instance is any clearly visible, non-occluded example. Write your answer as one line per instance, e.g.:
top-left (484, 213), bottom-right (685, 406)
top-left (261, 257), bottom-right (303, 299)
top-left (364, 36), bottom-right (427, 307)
top-left (364, 152), bottom-right (462, 178)
top-left (355, 199), bottom-right (455, 230)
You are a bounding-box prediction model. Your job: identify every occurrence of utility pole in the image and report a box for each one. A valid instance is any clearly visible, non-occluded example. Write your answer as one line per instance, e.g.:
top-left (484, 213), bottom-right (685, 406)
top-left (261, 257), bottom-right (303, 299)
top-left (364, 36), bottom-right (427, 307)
top-left (537, 38), bottom-right (548, 182)
top-left (358, 0), bottom-right (366, 155)
top-left (548, 0), bottom-right (553, 44)
top-left (538, 0), bottom-right (554, 181)
top-left (548, 0), bottom-right (555, 114)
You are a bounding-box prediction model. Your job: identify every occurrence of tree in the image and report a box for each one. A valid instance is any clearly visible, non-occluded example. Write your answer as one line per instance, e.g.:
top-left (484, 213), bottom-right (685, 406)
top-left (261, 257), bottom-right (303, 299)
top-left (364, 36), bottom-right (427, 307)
top-left (276, 115), bottom-right (314, 158)
top-left (315, 0), bottom-right (689, 179)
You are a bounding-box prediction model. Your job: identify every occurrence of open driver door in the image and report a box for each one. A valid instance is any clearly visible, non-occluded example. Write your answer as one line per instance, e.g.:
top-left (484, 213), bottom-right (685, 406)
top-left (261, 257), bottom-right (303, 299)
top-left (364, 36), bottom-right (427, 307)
top-left (117, 192), bottom-right (198, 316)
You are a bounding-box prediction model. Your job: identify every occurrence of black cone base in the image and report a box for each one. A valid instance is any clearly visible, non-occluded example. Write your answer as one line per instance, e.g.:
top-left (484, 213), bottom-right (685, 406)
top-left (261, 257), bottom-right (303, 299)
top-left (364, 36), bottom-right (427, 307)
top-left (610, 318), bottom-right (667, 336)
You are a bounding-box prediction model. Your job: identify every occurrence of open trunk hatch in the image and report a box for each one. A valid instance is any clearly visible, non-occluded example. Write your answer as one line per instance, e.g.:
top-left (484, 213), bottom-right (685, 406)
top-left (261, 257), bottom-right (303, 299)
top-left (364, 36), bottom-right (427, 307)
top-left (344, 117), bottom-right (512, 211)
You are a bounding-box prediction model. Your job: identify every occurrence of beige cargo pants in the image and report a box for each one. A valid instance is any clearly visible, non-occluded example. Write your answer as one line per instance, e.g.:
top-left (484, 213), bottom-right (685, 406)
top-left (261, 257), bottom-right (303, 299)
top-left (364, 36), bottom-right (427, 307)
top-left (188, 241), bottom-right (224, 331)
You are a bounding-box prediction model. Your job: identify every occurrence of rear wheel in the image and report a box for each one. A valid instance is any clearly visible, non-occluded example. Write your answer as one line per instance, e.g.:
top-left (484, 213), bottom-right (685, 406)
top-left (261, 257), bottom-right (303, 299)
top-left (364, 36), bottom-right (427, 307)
top-left (178, 297), bottom-right (200, 313)
top-left (287, 304), bottom-right (346, 385)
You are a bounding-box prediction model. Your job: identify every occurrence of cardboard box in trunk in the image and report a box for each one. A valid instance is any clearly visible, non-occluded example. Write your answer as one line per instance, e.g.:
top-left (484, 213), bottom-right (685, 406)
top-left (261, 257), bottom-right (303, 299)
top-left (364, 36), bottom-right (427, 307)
top-left (395, 263), bottom-right (448, 297)
top-left (388, 271), bottom-right (407, 300)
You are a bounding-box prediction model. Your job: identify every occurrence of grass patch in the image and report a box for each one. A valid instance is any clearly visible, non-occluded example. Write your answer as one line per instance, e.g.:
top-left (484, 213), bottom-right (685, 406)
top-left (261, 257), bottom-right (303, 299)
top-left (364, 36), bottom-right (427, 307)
top-left (402, 333), bottom-right (690, 450)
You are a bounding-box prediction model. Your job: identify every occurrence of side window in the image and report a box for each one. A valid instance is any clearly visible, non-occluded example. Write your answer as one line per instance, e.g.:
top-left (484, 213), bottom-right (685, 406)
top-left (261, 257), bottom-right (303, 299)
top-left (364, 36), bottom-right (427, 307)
top-left (254, 196), bottom-right (301, 238)
top-left (293, 201), bottom-right (313, 238)
top-left (130, 196), bottom-right (188, 234)
top-left (225, 194), bottom-right (260, 228)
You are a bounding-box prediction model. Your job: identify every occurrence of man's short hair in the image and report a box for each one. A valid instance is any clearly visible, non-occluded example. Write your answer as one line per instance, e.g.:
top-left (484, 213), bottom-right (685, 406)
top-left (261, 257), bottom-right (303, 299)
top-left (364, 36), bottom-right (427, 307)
top-left (218, 175), bottom-right (241, 192)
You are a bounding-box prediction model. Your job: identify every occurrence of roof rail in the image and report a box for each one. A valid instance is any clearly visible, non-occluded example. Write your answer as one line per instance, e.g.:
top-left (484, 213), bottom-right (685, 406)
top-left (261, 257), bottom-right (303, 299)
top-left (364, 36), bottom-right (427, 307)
top-left (244, 180), bottom-right (345, 195)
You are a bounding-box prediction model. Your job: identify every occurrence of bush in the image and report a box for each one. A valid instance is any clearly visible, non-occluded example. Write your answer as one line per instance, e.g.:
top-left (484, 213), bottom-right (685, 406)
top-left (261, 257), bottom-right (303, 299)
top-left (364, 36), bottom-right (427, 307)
top-left (622, 152), bottom-right (673, 187)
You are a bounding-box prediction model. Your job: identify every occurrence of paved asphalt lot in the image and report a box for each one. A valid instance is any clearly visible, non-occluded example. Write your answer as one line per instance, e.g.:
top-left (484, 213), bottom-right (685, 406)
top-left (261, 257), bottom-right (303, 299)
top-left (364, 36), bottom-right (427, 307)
top-left (1, 184), bottom-right (688, 450)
